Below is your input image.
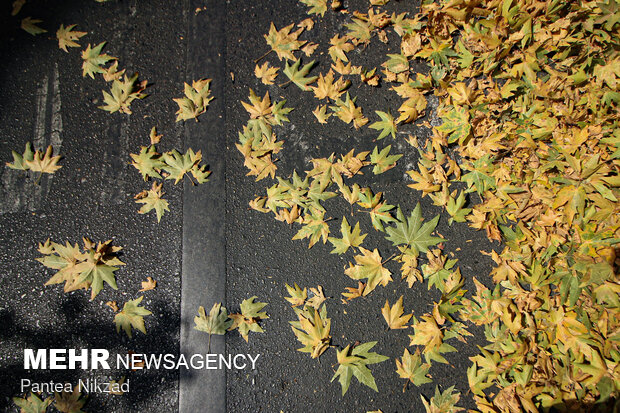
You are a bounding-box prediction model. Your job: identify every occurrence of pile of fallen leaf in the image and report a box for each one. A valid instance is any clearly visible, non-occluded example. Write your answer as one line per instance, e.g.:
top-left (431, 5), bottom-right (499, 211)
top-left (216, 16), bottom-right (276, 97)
top-left (235, 0), bottom-right (619, 411)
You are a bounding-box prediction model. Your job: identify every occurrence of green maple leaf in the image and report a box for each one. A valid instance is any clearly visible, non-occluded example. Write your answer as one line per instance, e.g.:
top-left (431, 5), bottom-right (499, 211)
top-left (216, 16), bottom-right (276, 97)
top-left (194, 302), bottom-right (233, 336)
top-left (421, 386), bottom-right (464, 413)
top-left (229, 296), bottom-right (269, 342)
top-left (161, 149), bottom-right (210, 184)
top-left (436, 105), bottom-right (471, 145)
top-left (130, 145), bottom-right (164, 180)
top-left (13, 392), bottom-right (51, 413)
top-left (271, 99), bottom-right (294, 125)
top-left (299, 0), bottom-right (327, 16)
top-left (54, 386), bottom-right (86, 413)
top-left (71, 239), bottom-right (125, 300)
top-left (461, 156), bottom-right (496, 195)
top-left (6, 141), bottom-right (34, 170)
top-left (283, 59), bottom-right (318, 91)
top-left (370, 145), bottom-right (402, 175)
top-left (369, 111), bottom-right (397, 140)
top-left (344, 247), bottom-right (392, 295)
top-left (328, 217), bottom-right (366, 254)
top-left (99, 73), bottom-right (147, 114)
top-left (115, 296), bottom-right (152, 338)
top-left (81, 42), bottom-right (115, 79)
top-left (74, 258), bottom-right (118, 299)
top-left (135, 182), bottom-right (170, 222)
top-left (21, 17), bottom-right (47, 36)
top-left (385, 204), bottom-right (444, 256)
top-left (396, 349), bottom-right (432, 388)
top-left (445, 191), bottom-right (471, 224)
top-left (240, 296), bottom-right (268, 319)
top-left (331, 341), bottom-right (389, 395)
top-left (173, 78), bottom-right (214, 121)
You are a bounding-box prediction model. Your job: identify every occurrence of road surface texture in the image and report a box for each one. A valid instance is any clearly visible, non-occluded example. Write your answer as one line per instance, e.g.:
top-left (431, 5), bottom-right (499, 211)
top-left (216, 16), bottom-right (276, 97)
top-left (0, 0), bottom-right (497, 412)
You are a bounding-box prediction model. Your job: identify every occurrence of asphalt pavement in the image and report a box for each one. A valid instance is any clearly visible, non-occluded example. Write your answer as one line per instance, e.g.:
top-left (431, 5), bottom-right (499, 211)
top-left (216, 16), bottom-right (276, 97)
top-left (0, 0), bottom-right (497, 412)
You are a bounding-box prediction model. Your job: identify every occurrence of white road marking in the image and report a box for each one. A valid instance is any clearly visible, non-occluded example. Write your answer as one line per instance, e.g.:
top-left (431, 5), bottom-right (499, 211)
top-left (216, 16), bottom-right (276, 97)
top-left (0, 64), bottom-right (63, 214)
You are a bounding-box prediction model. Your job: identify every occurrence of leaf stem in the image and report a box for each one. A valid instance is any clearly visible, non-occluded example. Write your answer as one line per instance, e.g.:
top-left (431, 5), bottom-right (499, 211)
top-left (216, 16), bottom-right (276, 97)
top-left (278, 79), bottom-right (292, 88)
top-left (254, 49), bottom-right (273, 64)
top-left (184, 172), bottom-right (197, 186)
top-left (381, 252), bottom-right (398, 265)
top-left (34, 172), bottom-right (43, 185)
top-left (208, 333), bottom-right (212, 353)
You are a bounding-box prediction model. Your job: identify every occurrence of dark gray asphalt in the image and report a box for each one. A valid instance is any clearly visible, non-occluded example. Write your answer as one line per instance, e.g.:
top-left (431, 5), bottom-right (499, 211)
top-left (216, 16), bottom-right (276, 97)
top-left (0, 0), bottom-right (498, 412)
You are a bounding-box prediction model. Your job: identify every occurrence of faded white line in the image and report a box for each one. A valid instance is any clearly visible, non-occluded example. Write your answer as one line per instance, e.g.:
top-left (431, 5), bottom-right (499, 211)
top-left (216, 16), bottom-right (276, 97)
top-left (50, 64), bottom-right (63, 151)
top-left (0, 65), bottom-right (63, 214)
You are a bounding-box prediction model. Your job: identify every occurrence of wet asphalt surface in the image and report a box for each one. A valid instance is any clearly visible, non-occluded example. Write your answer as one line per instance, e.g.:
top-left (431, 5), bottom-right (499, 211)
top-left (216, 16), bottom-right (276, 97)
top-left (0, 0), bottom-right (497, 412)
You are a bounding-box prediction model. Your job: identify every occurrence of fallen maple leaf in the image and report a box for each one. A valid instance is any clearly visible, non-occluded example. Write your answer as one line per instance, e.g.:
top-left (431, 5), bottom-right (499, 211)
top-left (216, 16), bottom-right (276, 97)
top-left (56, 24), bottom-right (87, 52)
top-left (341, 281), bottom-right (365, 303)
top-left (229, 296), bottom-right (268, 342)
top-left (21, 17), bottom-right (46, 35)
top-left (370, 145), bottom-right (402, 174)
top-left (285, 283), bottom-right (308, 307)
top-left (299, 0), bottom-right (327, 16)
top-left (307, 285), bottom-right (326, 309)
top-left (114, 296), bottom-right (152, 338)
top-left (385, 204), bottom-right (444, 256)
top-left (54, 386), bottom-right (86, 413)
top-left (131, 145), bottom-right (164, 181)
top-left (421, 386), bottom-right (463, 413)
top-left (328, 217), bottom-right (366, 254)
top-left (26, 145), bottom-right (62, 175)
top-left (173, 79), bottom-right (214, 121)
top-left (161, 148), bottom-right (210, 184)
top-left (344, 247), bottom-right (392, 295)
top-left (13, 392), bottom-right (51, 413)
top-left (139, 276), bottom-right (157, 292)
top-left (99, 73), bottom-right (147, 114)
top-left (6, 142), bottom-right (34, 171)
top-left (254, 62), bottom-right (279, 85)
top-left (330, 93), bottom-right (368, 129)
top-left (194, 302), bottom-right (233, 350)
top-left (101, 60), bottom-right (125, 82)
top-left (135, 182), bottom-right (169, 222)
top-left (283, 59), bottom-right (318, 91)
top-left (12, 0), bottom-right (25, 16)
top-left (396, 349), bottom-right (432, 389)
top-left (382, 295), bottom-right (412, 329)
top-left (331, 342), bottom-right (388, 395)
top-left (81, 42), bottom-right (115, 79)
top-left (313, 105), bottom-right (331, 124)
top-left (290, 304), bottom-right (331, 358)
top-left (369, 111), bottom-right (397, 140)
top-left (264, 23), bottom-right (305, 61)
